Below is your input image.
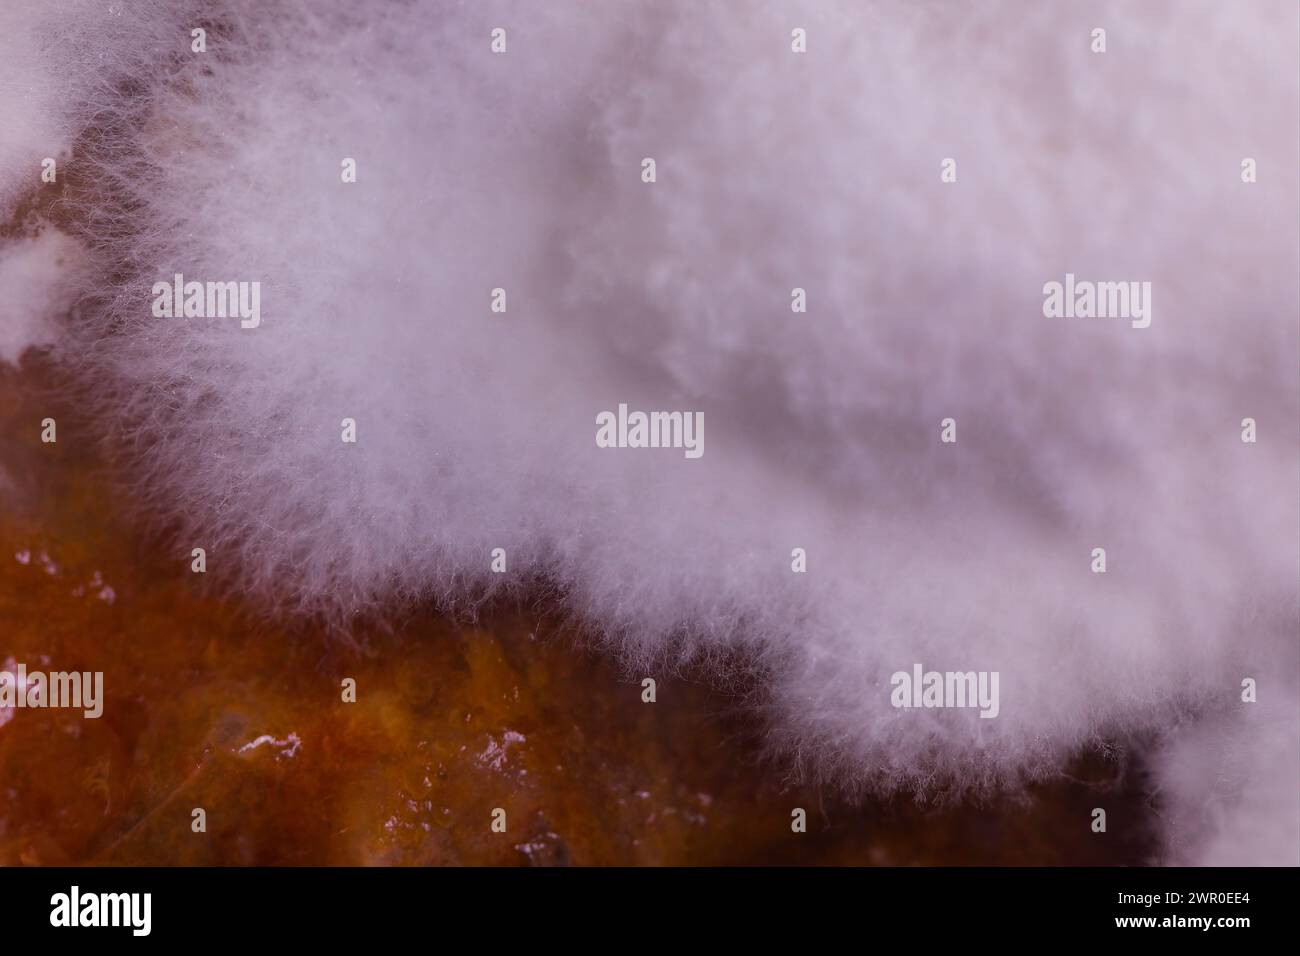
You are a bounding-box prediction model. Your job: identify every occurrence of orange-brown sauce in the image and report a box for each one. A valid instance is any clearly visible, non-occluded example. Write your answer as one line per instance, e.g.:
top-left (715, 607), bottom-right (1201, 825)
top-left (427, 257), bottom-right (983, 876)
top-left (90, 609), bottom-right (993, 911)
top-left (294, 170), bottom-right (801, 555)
top-left (0, 355), bottom-right (1158, 866)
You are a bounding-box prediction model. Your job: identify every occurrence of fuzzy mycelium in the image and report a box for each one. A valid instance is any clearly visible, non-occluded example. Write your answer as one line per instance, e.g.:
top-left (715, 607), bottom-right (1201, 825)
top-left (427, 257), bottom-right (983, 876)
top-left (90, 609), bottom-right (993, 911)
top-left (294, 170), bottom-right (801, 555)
top-left (0, 0), bottom-right (1296, 865)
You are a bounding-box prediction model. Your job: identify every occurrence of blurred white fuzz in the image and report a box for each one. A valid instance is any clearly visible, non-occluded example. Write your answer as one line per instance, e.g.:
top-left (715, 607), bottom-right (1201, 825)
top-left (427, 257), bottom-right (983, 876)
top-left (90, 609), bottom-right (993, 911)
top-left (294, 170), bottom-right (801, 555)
top-left (0, 0), bottom-right (1294, 864)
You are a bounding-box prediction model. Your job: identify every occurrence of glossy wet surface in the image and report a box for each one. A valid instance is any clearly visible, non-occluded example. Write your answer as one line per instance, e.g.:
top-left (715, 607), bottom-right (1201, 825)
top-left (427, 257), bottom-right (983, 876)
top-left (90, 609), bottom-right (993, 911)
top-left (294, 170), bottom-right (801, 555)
top-left (0, 356), bottom-right (1158, 865)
